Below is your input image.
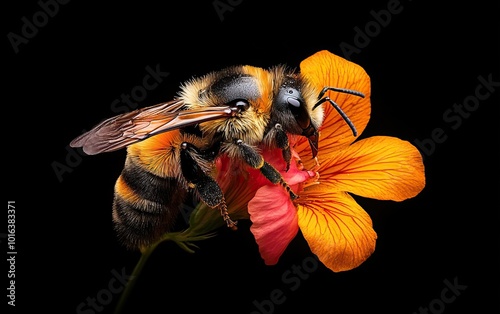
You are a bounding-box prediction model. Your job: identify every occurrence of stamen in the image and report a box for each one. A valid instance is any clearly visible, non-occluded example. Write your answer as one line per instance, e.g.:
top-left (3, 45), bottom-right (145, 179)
top-left (302, 171), bottom-right (320, 189)
top-left (310, 157), bottom-right (321, 172)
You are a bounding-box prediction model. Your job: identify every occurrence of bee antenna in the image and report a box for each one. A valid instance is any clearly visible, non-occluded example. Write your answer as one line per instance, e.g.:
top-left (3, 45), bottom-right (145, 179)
top-left (316, 86), bottom-right (366, 100)
top-left (312, 86), bottom-right (365, 137)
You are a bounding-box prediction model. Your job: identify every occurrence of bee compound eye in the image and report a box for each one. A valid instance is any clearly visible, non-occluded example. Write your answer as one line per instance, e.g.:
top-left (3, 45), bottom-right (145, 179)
top-left (234, 99), bottom-right (250, 112)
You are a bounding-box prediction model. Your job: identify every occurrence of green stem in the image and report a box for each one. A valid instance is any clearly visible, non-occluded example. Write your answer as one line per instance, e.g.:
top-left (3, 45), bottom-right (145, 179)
top-left (112, 202), bottom-right (227, 313)
top-left (113, 243), bottom-right (158, 314)
top-left (112, 232), bottom-right (211, 314)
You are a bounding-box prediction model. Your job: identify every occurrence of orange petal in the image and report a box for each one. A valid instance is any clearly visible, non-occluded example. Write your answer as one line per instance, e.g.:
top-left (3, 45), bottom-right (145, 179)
top-left (296, 191), bottom-right (377, 272)
top-left (317, 136), bottom-right (426, 201)
top-left (295, 50), bottom-right (371, 164)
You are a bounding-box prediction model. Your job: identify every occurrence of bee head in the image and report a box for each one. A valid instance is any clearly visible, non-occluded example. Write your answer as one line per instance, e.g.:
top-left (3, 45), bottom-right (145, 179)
top-left (273, 78), bottom-right (320, 158)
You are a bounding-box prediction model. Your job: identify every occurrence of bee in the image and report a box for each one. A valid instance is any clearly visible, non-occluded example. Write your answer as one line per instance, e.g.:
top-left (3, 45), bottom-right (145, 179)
top-left (70, 56), bottom-right (365, 250)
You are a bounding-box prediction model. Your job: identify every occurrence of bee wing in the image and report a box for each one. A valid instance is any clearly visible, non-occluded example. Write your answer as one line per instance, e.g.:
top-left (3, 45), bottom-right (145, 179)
top-left (70, 99), bottom-right (234, 155)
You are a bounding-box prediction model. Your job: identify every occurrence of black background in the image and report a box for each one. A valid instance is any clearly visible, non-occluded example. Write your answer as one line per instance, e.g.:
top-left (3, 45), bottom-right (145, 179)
top-left (4, 0), bottom-right (499, 313)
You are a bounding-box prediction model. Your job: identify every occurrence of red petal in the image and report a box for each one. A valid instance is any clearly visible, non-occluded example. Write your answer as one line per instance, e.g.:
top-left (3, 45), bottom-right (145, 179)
top-left (249, 185), bottom-right (299, 265)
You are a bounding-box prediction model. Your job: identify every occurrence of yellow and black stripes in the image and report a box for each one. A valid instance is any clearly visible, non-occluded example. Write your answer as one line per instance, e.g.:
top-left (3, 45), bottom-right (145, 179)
top-left (112, 153), bottom-right (187, 249)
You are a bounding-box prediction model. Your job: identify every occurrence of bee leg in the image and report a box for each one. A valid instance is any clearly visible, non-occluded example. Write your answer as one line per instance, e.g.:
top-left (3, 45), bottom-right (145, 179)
top-left (273, 123), bottom-right (291, 171)
top-left (190, 176), bottom-right (238, 230)
top-left (180, 142), bottom-right (237, 229)
top-left (235, 140), bottom-right (298, 200)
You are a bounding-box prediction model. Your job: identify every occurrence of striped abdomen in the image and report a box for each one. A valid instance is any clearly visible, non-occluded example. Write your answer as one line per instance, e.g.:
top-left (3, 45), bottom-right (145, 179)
top-left (112, 131), bottom-right (188, 250)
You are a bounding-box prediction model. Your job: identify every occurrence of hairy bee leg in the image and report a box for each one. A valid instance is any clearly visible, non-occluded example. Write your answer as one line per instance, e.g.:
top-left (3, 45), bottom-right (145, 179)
top-left (180, 143), bottom-right (237, 229)
top-left (191, 175), bottom-right (238, 229)
top-left (235, 140), bottom-right (298, 200)
top-left (261, 162), bottom-right (299, 200)
top-left (273, 124), bottom-right (291, 171)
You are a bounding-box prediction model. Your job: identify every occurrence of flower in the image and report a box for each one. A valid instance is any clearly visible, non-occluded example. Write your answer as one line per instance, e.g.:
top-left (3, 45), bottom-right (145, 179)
top-left (115, 51), bottom-right (426, 314)
top-left (165, 50), bottom-right (425, 273)
top-left (247, 50), bottom-right (426, 272)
